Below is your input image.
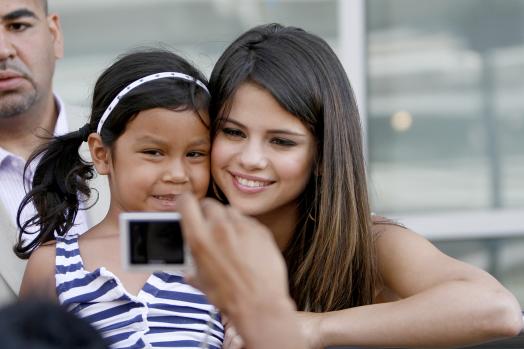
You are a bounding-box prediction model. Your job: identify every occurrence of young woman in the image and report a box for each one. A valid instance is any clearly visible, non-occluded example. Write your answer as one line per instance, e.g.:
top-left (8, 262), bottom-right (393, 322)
top-left (208, 23), bottom-right (523, 348)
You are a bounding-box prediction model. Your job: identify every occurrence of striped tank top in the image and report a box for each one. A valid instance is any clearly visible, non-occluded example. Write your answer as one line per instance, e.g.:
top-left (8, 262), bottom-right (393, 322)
top-left (55, 233), bottom-right (224, 349)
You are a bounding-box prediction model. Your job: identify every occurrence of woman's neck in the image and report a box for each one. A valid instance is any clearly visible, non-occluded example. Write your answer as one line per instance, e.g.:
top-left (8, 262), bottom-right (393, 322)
top-left (254, 202), bottom-right (299, 252)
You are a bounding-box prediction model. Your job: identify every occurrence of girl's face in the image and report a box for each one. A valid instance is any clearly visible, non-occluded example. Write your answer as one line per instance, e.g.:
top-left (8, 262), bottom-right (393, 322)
top-left (211, 82), bottom-right (316, 217)
top-left (103, 107), bottom-right (210, 212)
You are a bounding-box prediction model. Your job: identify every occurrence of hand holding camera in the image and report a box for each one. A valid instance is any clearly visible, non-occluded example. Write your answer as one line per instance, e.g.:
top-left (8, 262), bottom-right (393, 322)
top-left (120, 194), bottom-right (306, 349)
top-left (177, 193), bottom-right (305, 349)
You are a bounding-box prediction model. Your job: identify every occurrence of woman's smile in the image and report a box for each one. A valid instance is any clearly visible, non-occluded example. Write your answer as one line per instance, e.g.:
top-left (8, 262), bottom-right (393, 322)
top-left (230, 171), bottom-right (275, 194)
top-left (211, 82), bottom-right (316, 218)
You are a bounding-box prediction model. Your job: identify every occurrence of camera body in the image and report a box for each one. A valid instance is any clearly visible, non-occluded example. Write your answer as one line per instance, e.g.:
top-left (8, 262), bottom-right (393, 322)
top-left (120, 212), bottom-right (192, 273)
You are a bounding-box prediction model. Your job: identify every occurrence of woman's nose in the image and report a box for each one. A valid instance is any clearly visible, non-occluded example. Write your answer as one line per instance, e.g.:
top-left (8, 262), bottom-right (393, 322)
top-left (238, 140), bottom-right (268, 171)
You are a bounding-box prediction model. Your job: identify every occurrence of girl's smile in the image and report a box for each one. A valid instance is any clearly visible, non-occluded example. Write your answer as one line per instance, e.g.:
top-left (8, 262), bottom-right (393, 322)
top-left (102, 107), bottom-right (210, 213)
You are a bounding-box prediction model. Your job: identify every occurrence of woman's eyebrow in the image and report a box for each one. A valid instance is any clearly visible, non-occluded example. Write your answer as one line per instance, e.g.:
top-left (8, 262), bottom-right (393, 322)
top-left (221, 118), bottom-right (244, 128)
top-left (225, 117), bottom-right (307, 137)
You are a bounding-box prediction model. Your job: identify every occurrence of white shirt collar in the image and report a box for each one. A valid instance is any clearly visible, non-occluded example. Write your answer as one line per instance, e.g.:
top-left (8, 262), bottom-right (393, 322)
top-left (54, 94), bottom-right (69, 137)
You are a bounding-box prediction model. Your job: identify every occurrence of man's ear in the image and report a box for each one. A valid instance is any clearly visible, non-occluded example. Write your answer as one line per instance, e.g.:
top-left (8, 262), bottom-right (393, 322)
top-left (47, 13), bottom-right (64, 60)
top-left (88, 134), bottom-right (111, 175)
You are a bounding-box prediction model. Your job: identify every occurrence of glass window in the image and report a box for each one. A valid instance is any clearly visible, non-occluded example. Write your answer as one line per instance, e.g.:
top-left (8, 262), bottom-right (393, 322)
top-left (366, 0), bottom-right (524, 213)
top-left (366, 0), bottom-right (524, 305)
top-left (436, 236), bottom-right (524, 303)
top-left (51, 0), bottom-right (338, 107)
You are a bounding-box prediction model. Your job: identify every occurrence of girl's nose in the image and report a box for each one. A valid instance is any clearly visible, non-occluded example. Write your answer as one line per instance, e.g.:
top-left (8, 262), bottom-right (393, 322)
top-left (162, 160), bottom-right (189, 184)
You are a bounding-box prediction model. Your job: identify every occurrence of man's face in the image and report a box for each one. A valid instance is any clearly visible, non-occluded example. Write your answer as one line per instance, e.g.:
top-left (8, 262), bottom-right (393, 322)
top-left (0, 0), bottom-right (63, 119)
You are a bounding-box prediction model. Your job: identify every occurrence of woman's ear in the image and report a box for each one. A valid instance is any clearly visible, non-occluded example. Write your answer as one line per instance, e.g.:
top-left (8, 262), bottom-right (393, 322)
top-left (88, 134), bottom-right (111, 175)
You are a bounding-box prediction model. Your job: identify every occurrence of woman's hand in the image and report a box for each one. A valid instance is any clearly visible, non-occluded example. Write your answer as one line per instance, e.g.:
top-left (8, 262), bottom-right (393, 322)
top-left (221, 316), bottom-right (245, 349)
top-left (220, 311), bottom-right (325, 349)
top-left (297, 311), bottom-right (325, 349)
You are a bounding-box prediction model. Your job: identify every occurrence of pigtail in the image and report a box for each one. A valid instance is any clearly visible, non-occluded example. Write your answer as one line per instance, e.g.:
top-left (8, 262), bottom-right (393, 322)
top-left (14, 127), bottom-right (95, 259)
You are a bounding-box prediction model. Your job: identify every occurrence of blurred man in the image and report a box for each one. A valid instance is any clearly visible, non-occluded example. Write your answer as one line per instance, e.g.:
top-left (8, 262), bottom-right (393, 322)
top-left (0, 300), bottom-right (108, 349)
top-left (0, 0), bottom-right (89, 303)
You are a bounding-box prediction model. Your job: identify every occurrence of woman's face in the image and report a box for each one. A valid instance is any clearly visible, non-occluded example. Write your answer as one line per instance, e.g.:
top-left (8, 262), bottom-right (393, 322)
top-left (211, 82), bottom-right (316, 218)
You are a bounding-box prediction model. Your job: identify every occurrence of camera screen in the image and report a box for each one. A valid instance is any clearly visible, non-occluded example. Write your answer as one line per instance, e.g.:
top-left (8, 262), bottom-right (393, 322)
top-left (128, 220), bottom-right (184, 265)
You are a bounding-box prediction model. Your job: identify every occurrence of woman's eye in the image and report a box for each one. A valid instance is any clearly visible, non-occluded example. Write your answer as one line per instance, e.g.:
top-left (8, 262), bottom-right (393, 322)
top-left (271, 138), bottom-right (296, 147)
top-left (222, 128), bottom-right (245, 138)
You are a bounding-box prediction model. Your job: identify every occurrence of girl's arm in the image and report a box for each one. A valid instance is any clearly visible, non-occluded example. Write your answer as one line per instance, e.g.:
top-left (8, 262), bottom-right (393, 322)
top-left (306, 225), bottom-right (522, 348)
top-left (19, 243), bottom-right (57, 301)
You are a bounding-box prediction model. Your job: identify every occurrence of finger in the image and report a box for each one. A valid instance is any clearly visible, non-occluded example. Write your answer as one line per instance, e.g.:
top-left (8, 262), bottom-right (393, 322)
top-left (200, 199), bottom-right (237, 247)
top-left (230, 335), bottom-right (245, 349)
top-left (225, 206), bottom-right (252, 232)
top-left (182, 272), bottom-right (199, 289)
top-left (221, 314), bottom-right (230, 327)
top-left (200, 198), bottom-right (229, 221)
top-left (178, 192), bottom-right (207, 245)
top-left (227, 205), bottom-right (274, 244)
top-left (223, 325), bottom-right (241, 349)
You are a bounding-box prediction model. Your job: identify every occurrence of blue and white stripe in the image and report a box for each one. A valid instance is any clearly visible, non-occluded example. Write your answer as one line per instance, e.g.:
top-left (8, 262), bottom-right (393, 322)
top-left (55, 234), bottom-right (223, 349)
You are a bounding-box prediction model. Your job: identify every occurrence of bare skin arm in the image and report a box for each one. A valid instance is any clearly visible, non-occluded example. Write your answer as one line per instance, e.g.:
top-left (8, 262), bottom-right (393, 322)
top-left (19, 242), bottom-right (57, 301)
top-left (178, 193), bottom-right (306, 349)
top-left (301, 225), bottom-right (523, 348)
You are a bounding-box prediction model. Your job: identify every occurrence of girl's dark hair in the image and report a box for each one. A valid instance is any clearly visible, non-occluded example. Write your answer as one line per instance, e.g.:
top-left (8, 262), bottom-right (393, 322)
top-left (15, 49), bottom-right (209, 259)
top-left (209, 24), bottom-right (377, 311)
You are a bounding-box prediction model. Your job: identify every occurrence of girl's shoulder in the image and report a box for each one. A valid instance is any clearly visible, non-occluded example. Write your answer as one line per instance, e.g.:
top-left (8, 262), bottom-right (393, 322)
top-left (29, 240), bottom-right (57, 261)
top-left (19, 240), bottom-right (57, 300)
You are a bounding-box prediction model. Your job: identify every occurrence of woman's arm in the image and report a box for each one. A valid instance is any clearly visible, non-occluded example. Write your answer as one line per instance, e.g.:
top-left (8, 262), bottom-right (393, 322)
top-left (308, 224), bottom-right (522, 348)
top-left (19, 243), bottom-right (57, 301)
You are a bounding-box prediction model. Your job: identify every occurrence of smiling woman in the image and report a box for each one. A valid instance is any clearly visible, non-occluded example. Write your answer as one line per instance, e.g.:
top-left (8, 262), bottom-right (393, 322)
top-left (212, 83), bottom-right (316, 246)
top-left (208, 23), bottom-right (523, 349)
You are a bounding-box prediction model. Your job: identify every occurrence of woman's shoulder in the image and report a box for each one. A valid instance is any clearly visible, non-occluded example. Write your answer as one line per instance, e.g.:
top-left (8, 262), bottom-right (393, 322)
top-left (371, 215), bottom-right (431, 251)
top-left (371, 215), bottom-right (408, 237)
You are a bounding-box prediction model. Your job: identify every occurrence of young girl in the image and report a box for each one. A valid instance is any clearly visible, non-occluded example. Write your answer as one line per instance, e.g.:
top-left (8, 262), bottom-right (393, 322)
top-left (16, 49), bottom-right (224, 349)
top-left (208, 24), bottom-right (523, 348)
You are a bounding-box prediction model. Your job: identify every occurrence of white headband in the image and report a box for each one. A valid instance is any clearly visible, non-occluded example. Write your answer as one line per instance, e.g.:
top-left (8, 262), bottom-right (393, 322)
top-left (96, 71), bottom-right (209, 134)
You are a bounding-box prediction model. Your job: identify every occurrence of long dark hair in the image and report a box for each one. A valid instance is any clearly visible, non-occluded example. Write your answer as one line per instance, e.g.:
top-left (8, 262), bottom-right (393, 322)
top-left (15, 49), bottom-right (209, 259)
top-left (209, 24), bottom-right (377, 311)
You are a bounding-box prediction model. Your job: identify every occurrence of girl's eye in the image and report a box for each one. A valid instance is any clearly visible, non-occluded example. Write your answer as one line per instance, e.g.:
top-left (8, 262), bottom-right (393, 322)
top-left (187, 151), bottom-right (208, 158)
top-left (222, 128), bottom-right (245, 138)
top-left (271, 138), bottom-right (296, 147)
top-left (142, 149), bottom-right (163, 156)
